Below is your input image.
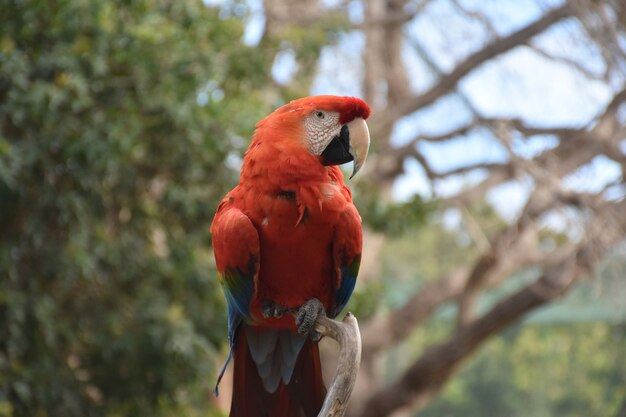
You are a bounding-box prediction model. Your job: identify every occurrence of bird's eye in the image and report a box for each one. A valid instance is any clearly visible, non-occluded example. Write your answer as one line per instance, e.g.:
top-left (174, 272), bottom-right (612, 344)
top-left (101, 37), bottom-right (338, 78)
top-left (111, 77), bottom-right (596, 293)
top-left (315, 111), bottom-right (325, 119)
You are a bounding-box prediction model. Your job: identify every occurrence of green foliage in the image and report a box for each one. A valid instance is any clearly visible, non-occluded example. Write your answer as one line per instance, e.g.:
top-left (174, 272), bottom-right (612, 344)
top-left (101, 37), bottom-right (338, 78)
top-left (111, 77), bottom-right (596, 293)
top-left (0, 0), bottom-right (276, 415)
top-left (356, 216), bottom-right (476, 313)
top-left (420, 322), bottom-right (626, 417)
top-left (362, 201), bottom-right (626, 417)
top-left (367, 203), bottom-right (626, 417)
top-left (273, 12), bottom-right (351, 93)
top-left (343, 186), bottom-right (434, 319)
top-left (355, 184), bottom-right (430, 236)
top-left (345, 279), bottom-right (386, 321)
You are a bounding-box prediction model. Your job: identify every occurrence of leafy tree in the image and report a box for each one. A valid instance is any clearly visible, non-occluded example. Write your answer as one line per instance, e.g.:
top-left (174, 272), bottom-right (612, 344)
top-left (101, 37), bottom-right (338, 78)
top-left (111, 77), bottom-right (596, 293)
top-left (420, 322), bottom-right (626, 417)
top-left (0, 0), bottom-right (275, 415)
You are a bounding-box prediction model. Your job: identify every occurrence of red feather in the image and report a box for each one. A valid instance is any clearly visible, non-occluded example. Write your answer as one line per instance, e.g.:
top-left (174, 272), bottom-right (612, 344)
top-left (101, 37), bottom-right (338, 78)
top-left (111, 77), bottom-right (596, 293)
top-left (230, 328), bottom-right (326, 417)
top-left (212, 96), bottom-right (366, 416)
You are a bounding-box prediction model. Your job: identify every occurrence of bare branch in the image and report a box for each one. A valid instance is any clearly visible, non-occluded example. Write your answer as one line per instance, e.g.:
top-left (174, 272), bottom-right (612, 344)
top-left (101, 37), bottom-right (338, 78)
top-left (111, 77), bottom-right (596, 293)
top-left (575, 0), bottom-right (626, 75)
top-left (362, 0), bottom-right (415, 108)
top-left (455, 187), bottom-right (546, 327)
top-left (480, 117), bottom-right (583, 138)
top-left (354, 0), bottom-right (428, 28)
top-left (450, 0), bottom-right (497, 37)
top-left (349, 3), bottom-right (626, 416)
top-left (370, 115), bottom-right (587, 188)
top-left (454, 120), bottom-right (623, 313)
top-left (354, 259), bottom-right (577, 417)
top-left (435, 99), bottom-right (624, 205)
top-left (361, 268), bottom-right (469, 359)
top-left (389, 139), bottom-right (507, 181)
top-left (263, 0), bottom-right (329, 36)
top-left (406, 32), bottom-right (485, 119)
top-left (352, 196), bottom-right (626, 417)
top-left (593, 87), bottom-right (626, 130)
top-left (315, 313), bottom-right (362, 417)
top-left (368, 122), bottom-right (483, 185)
top-left (443, 165), bottom-right (515, 206)
top-left (396, 122), bottom-right (480, 149)
top-left (526, 42), bottom-right (606, 81)
top-left (433, 162), bottom-right (509, 179)
top-left (374, 3), bottom-right (574, 137)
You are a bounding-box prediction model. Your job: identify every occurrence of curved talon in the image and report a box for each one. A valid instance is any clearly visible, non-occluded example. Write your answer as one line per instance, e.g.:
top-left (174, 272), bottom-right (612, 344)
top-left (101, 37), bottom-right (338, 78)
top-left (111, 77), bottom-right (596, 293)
top-left (296, 298), bottom-right (326, 340)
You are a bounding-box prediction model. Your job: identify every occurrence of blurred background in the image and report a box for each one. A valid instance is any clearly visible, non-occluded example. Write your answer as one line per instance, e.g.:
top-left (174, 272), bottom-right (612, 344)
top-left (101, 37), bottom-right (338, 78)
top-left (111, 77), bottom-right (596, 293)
top-left (1, 0), bottom-right (626, 416)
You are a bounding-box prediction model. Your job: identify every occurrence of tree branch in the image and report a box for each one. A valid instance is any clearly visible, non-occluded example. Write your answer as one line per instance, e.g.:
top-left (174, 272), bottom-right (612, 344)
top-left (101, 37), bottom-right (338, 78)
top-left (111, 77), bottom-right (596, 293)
top-left (525, 42), bottom-right (605, 81)
top-left (315, 313), bottom-right (362, 417)
top-left (352, 198), bottom-right (626, 417)
top-left (374, 2), bottom-right (574, 137)
top-left (450, 0), bottom-right (497, 37)
top-left (361, 268), bottom-right (469, 359)
top-left (354, 0), bottom-right (428, 28)
top-left (370, 115), bottom-right (585, 187)
top-left (481, 117), bottom-right (583, 138)
top-left (356, 255), bottom-right (580, 417)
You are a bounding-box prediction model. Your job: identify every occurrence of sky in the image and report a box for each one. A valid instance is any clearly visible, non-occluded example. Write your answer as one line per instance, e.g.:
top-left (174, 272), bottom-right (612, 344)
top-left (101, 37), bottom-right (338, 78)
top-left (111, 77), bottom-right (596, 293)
top-left (207, 0), bottom-right (624, 227)
top-left (309, 0), bottom-right (624, 226)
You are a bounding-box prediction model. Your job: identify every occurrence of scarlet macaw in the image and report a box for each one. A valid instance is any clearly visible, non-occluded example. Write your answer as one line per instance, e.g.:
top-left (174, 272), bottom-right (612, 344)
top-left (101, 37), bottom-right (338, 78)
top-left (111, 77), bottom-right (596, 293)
top-left (211, 95), bottom-right (370, 417)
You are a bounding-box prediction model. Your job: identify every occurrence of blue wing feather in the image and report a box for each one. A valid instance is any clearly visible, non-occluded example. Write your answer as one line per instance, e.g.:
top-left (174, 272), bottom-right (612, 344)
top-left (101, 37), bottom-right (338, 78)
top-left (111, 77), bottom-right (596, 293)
top-left (222, 267), bottom-right (255, 322)
top-left (211, 204), bottom-right (260, 395)
top-left (332, 256), bottom-right (360, 317)
top-left (330, 204), bottom-right (362, 318)
top-left (214, 267), bottom-right (255, 395)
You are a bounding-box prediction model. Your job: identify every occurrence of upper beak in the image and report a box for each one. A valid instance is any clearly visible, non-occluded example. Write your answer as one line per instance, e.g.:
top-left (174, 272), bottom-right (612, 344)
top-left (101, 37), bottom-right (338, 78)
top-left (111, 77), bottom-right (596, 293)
top-left (319, 117), bottom-right (371, 178)
top-left (347, 117), bottom-right (370, 179)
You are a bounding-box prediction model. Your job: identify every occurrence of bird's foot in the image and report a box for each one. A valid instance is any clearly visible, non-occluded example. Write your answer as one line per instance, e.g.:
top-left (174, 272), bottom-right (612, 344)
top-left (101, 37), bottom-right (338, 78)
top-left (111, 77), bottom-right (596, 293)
top-left (296, 298), bottom-right (326, 341)
top-left (261, 300), bottom-right (287, 319)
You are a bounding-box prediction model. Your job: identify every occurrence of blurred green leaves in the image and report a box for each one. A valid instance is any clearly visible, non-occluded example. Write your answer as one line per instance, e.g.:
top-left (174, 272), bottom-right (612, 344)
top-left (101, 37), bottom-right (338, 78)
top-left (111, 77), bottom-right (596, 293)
top-left (354, 183), bottom-right (430, 236)
top-left (0, 0), bottom-right (277, 415)
top-left (420, 322), bottom-right (626, 417)
top-left (0, 0), bottom-right (354, 414)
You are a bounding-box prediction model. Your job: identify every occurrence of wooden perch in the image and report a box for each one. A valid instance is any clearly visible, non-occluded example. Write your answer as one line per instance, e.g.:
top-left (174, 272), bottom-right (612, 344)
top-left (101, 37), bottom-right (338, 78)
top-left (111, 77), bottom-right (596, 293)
top-left (314, 313), bottom-right (362, 417)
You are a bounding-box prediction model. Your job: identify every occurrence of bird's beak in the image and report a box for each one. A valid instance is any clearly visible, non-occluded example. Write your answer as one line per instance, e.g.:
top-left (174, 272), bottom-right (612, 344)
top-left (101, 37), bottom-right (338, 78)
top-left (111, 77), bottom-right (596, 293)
top-left (346, 117), bottom-right (370, 179)
top-left (320, 117), bottom-right (370, 179)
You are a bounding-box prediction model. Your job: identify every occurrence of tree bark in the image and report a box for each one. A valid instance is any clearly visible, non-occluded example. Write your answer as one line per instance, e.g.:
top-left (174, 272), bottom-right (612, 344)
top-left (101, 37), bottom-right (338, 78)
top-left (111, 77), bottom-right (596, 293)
top-left (350, 198), bottom-right (626, 417)
top-left (315, 314), bottom-right (362, 417)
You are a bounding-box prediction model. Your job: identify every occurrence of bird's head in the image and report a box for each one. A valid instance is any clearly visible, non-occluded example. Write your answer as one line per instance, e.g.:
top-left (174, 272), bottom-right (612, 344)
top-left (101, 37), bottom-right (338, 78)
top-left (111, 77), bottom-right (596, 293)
top-left (256, 95), bottom-right (371, 178)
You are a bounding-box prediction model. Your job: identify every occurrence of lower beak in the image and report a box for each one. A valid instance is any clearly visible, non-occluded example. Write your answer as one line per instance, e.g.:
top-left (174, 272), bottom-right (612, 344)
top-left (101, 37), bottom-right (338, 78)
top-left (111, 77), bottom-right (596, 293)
top-left (346, 117), bottom-right (370, 179)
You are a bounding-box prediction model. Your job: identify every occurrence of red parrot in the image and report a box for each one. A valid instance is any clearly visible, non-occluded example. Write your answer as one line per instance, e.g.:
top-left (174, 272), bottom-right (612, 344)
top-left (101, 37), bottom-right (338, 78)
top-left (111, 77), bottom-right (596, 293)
top-left (211, 95), bottom-right (370, 417)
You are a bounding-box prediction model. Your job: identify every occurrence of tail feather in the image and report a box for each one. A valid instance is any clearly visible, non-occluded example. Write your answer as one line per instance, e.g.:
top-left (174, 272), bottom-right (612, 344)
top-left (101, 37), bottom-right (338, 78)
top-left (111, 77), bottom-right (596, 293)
top-left (286, 334), bottom-right (326, 415)
top-left (230, 325), bottom-right (326, 417)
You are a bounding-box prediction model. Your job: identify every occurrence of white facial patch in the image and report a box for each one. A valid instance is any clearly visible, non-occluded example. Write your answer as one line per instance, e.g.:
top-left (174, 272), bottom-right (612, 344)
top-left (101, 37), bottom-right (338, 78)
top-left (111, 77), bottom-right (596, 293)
top-left (304, 110), bottom-right (341, 155)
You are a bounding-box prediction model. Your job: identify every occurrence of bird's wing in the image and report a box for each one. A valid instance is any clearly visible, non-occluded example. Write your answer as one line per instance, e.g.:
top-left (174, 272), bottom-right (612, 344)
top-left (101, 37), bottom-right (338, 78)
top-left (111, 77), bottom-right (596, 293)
top-left (331, 203), bottom-right (362, 317)
top-left (211, 200), bottom-right (260, 393)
